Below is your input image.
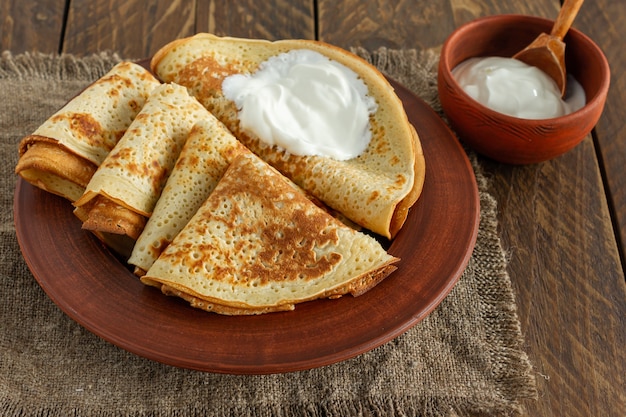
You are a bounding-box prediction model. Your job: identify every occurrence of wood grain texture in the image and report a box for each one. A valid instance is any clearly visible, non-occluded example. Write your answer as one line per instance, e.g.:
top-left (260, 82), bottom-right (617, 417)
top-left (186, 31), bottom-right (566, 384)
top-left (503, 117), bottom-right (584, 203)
top-left (317, 0), bottom-right (560, 49)
top-left (448, 0), bottom-right (560, 26)
top-left (195, 0), bottom-right (315, 40)
top-left (61, 0), bottom-right (315, 58)
top-left (574, 0), bottom-right (626, 268)
top-left (318, 0), bottom-right (456, 50)
top-left (0, 0), bottom-right (65, 53)
top-left (62, 0), bottom-right (197, 58)
top-left (483, 139), bottom-right (626, 417)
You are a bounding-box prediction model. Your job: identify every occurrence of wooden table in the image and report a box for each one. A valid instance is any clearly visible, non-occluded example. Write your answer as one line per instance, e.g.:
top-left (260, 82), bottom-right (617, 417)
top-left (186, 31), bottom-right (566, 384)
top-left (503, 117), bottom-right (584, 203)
top-left (2, 1), bottom-right (624, 415)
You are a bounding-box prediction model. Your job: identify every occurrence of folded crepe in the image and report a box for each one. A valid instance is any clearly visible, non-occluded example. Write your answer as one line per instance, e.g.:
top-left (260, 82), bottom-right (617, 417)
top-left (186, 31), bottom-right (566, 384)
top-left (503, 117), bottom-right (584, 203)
top-left (15, 61), bottom-right (160, 202)
top-left (73, 82), bottom-right (213, 249)
top-left (141, 152), bottom-right (400, 315)
top-left (150, 33), bottom-right (425, 239)
top-left (128, 116), bottom-right (249, 276)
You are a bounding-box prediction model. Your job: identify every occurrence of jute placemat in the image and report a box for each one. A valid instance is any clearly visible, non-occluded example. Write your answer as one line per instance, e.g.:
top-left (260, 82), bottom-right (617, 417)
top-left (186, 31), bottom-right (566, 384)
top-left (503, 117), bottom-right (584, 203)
top-left (0, 49), bottom-right (537, 416)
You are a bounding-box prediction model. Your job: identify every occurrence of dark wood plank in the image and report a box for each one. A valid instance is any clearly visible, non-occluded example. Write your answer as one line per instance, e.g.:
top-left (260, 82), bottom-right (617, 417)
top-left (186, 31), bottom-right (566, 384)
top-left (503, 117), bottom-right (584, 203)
top-left (318, 0), bottom-right (455, 49)
top-left (0, 0), bottom-right (65, 54)
top-left (195, 0), bottom-right (315, 40)
top-left (62, 0), bottom-right (315, 59)
top-left (62, 0), bottom-right (197, 58)
top-left (483, 142), bottom-right (626, 417)
top-left (448, 0), bottom-right (559, 26)
top-left (574, 0), bottom-right (626, 269)
top-left (317, 0), bottom-right (559, 50)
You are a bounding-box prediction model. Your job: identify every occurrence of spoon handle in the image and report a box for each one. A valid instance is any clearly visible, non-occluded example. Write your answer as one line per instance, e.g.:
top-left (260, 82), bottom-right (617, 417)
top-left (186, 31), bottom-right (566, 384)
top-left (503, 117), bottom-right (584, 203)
top-left (551, 0), bottom-right (585, 40)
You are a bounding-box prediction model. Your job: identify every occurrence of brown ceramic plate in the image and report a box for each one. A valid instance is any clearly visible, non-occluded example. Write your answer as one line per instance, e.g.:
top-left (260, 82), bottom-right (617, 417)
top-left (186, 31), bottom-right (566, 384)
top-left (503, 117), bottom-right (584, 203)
top-left (14, 78), bottom-right (479, 374)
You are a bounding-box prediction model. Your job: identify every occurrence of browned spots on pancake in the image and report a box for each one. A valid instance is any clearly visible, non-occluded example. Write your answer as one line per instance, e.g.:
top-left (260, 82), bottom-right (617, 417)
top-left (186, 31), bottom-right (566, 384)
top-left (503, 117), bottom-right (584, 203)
top-left (104, 146), bottom-right (168, 193)
top-left (373, 137), bottom-right (391, 156)
top-left (183, 154), bottom-right (200, 169)
top-left (106, 146), bottom-right (135, 168)
top-left (170, 240), bottom-right (219, 274)
top-left (148, 236), bottom-right (172, 260)
top-left (51, 112), bottom-right (104, 147)
top-left (249, 208), bottom-right (341, 285)
top-left (221, 140), bottom-right (247, 160)
top-left (95, 72), bottom-right (133, 89)
top-left (128, 99), bottom-right (141, 113)
top-left (228, 158), bottom-right (342, 285)
top-left (367, 190), bottom-right (380, 204)
top-left (133, 112), bottom-right (150, 124)
top-left (109, 156), bottom-right (146, 182)
top-left (161, 154), bottom-right (343, 287)
top-left (171, 151), bottom-right (197, 176)
top-left (148, 159), bottom-right (170, 192)
top-left (395, 173), bottom-right (407, 187)
top-left (230, 128), bottom-right (313, 192)
top-left (178, 56), bottom-right (242, 98)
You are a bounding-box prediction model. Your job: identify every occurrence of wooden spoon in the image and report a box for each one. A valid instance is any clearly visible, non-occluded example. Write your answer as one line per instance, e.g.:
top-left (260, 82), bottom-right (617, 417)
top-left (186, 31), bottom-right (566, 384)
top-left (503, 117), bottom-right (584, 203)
top-left (513, 0), bottom-right (585, 96)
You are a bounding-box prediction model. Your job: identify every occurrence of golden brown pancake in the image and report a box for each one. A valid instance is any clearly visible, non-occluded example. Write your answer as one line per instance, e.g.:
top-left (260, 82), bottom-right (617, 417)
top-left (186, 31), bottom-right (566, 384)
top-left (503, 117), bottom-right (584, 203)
top-left (73, 196), bottom-right (144, 259)
top-left (74, 82), bottom-right (214, 242)
top-left (15, 62), bottom-right (160, 202)
top-left (128, 116), bottom-right (249, 276)
top-left (15, 141), bottom-right (97, 202)
top-left (78, 195), bottom-right (147, 240)
top-left (150, 34), bottom-right (425, 239)
top-left (141, 152), bottom-right (399, 315)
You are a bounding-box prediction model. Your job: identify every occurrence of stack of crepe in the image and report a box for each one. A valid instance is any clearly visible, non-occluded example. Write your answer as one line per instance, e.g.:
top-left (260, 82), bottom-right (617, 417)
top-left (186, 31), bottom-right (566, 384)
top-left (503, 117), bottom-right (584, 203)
top-left (15, 62), bottom-right (160, 202)
top-left (73, 82), bottom-right (213, 256)
top-left (15, 35), bottom-right (426, 315)
top-left (141, 152), bottom-right (400, 315)
top-left (150, 33), bottom-right (426, 239)
top-left (128, 116), bottom-right (248, 276)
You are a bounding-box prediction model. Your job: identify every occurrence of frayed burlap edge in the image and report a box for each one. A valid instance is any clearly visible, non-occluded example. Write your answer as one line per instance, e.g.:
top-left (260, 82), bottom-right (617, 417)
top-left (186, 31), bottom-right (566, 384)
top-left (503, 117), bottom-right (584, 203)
top-left (0, 395), bottom-right (531, 417)
top-left (0, 50), bottom-right (122, 81)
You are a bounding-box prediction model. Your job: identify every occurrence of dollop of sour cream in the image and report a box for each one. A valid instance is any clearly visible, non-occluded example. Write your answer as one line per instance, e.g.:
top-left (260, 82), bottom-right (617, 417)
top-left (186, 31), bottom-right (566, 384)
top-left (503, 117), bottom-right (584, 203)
top-left (452, 56), bottom-right (586, 119)
top-left (222, 49), bottom-right (377, 160)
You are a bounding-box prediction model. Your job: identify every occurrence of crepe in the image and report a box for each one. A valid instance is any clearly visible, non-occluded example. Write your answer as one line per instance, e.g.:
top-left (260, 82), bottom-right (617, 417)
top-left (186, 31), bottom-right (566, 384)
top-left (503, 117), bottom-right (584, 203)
top-left (15, 61), bottom-right (160, 202)
top-left (141, 152), bottom-right (399, 315)
top-left (128, 116), bottom-right (249, 276)
top-left (73, 82), bottom-right (213, 244)
top-left (150, 33), bottom-right (425, 239)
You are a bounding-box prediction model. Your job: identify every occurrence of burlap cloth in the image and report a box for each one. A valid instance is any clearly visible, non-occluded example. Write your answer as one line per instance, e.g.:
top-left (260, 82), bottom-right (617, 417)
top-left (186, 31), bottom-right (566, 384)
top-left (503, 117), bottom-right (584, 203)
top-left (0, 49), bottom-right (537, 416)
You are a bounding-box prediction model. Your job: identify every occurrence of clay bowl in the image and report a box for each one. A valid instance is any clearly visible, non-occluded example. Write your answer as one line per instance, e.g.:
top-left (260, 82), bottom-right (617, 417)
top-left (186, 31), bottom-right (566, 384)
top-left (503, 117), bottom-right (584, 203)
top-left (437, 14), bottom-right (610, 164)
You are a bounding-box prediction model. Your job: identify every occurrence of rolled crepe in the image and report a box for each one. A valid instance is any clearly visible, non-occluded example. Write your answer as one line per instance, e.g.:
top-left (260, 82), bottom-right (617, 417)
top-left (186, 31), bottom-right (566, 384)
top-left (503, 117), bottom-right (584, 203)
top-left (15, 61), bottom-right (160, 202)
top-left (73, 82), bottom-right (213, 247)
top-left (128, 116), bottom-right (248, 276)
top-left (141, 152), bottom-right (399, 315)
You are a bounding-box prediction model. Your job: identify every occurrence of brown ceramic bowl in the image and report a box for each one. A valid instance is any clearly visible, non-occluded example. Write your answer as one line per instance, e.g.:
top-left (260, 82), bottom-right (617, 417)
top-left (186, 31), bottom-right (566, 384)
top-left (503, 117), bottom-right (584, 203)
top-left (437, 14), bottom-right (610, 164)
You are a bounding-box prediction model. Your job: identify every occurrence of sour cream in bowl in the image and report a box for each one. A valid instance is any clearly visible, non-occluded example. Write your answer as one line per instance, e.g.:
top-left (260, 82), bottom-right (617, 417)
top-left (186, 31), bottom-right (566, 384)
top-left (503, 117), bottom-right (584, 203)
top-left (437, 14), bottom-right (610, 164)
top-left (452, 56), bottom-right (586, 120)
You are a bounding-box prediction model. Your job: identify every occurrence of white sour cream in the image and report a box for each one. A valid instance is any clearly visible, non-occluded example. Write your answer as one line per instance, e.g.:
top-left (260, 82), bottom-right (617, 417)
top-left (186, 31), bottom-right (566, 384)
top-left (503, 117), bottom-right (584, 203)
top-left (222, 49), bottom-right (377, 160)
top-left (452, 56), bottom-right (586, 119)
